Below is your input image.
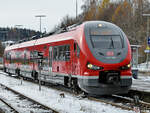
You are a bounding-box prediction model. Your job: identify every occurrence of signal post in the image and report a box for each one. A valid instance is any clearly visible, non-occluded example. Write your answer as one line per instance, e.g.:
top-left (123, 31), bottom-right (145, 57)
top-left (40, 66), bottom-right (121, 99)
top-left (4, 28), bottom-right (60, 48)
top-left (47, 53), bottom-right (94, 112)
top-left (37, 52), bottom-right (44, 91)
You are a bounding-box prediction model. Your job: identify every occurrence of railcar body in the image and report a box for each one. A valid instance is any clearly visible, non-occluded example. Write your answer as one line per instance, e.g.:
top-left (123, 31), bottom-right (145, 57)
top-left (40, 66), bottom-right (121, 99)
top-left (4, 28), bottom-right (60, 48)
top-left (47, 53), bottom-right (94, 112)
top-left (3, 21), bottom-right (132, 95)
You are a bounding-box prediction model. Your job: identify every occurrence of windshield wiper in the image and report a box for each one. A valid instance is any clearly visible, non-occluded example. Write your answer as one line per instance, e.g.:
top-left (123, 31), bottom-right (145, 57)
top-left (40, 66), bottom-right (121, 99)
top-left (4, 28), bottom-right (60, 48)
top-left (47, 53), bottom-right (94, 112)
top-left (109, 37), bottom-right (114, 49)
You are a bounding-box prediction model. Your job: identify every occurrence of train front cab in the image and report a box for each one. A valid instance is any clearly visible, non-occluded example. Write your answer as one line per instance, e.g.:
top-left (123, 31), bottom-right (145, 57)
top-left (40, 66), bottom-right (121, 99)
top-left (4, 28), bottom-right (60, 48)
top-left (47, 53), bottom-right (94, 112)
top-left (77, 21), bottom-right (132, 95)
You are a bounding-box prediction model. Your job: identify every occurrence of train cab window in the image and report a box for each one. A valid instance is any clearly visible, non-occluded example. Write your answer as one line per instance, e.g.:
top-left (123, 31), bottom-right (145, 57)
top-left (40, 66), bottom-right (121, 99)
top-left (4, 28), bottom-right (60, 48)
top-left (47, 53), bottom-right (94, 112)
top-left (90, 28), bottom-right (123, 49)
top-left (91, 35), bottom-right (123, 49)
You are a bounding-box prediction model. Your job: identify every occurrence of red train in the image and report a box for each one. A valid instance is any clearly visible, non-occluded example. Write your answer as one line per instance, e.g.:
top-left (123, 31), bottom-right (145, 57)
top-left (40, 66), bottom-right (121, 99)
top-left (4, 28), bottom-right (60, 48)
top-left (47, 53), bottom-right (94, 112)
top-left (3, 21), bottom-right (132, 95)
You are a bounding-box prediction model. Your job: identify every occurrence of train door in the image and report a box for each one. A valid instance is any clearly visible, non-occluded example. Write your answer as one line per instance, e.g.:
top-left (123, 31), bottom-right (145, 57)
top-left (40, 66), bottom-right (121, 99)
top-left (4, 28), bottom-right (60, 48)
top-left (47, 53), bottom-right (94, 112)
top-left (72, 42), bottom-right (80, 75)
top-left (49, 46), bottom-right (53, 76)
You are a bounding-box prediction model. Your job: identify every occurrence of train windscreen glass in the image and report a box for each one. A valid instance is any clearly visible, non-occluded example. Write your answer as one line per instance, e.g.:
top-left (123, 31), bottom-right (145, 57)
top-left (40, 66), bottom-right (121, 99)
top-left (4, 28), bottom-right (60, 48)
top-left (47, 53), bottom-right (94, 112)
top-left (90, 28), bottom-right (123, 49)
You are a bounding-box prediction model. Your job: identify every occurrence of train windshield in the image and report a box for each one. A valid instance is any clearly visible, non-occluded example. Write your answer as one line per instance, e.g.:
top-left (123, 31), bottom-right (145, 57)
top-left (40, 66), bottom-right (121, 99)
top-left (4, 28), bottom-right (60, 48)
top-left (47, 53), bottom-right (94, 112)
top-left (91, 35), bottom-right (123, 49)
top-left (90, 28), bottom-right (123, 49)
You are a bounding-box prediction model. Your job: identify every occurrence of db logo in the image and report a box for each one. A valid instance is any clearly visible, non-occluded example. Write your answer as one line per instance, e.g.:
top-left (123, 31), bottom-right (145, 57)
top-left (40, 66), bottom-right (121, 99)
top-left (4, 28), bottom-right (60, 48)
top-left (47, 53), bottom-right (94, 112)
top-left (106, 51), bottom-right (114, 56)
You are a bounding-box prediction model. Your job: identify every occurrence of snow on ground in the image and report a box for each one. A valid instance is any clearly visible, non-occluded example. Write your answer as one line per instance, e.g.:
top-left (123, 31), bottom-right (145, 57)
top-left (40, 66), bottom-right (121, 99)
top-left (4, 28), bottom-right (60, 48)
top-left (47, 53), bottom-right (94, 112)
top-left (137, 62), bottom-right (150, 72)
top-left (132, 73), bottom-right (150, 92)
top-left (0, 64), bottom-right (3, 70)
top-left (0, 100), bottom-right (13, 113)
top-left (0, 85), bottom-right (52, 113)
top-left (0, 71), bottom-right (134, 113)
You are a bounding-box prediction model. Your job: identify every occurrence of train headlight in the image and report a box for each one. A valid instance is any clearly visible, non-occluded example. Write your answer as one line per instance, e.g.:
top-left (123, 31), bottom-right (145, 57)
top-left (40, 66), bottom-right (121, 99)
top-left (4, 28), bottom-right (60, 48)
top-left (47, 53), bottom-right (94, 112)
top-left (87, 63), bottom-right (103, 70)
top-left (120, 64), bottom-right (131, 70)
top-left (87, 64), bottom-right (93, 69)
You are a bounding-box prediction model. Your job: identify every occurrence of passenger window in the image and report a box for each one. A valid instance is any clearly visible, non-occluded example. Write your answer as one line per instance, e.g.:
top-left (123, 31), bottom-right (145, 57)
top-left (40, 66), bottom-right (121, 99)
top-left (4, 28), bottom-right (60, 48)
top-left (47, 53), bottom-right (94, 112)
top-left (53, 45), bottom-right (70, 61)
top-left (53, 47), bottom-right (57, 60)
top-left (74, 43), bottom-right (76, 51)
top-left (65, 45), bottom-right (70, 61)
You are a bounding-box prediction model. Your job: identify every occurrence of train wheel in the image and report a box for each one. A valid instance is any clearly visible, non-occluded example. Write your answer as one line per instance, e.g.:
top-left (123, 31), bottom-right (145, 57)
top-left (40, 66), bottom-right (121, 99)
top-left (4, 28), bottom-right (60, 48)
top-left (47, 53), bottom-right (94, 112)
top-left (32, 71), bottom-right (38, 80)
top-left (8, 72), bottom-right (12, 76)
top-left (65, 76), bottom-right (80, 94)
top-left (16, 69), bottom-right (20, 76)
top-left (23, 76), bottom-right (27, 80)
top-left (72, 78), bottom-right (80, 94)
top-left (41, 81), bottom-right (45, 85)
top-left (64, 76), bottom-right (69, 86)
top-left (3, 67), bottom-right (6, 73)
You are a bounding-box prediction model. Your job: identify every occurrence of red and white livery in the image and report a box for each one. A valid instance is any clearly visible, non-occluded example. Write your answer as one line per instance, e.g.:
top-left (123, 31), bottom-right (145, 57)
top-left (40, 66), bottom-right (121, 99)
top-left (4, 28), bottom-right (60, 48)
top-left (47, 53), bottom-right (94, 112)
top-left (3, 21), bottom-right (132, 95)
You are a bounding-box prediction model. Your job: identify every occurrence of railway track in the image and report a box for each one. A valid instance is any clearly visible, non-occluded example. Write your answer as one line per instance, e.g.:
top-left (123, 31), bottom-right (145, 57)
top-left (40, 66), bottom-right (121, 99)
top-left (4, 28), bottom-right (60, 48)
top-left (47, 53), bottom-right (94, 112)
top-left (0, 97), bottom-right (20, 113)
top-left (1, 71), bottom-right (150, 112)
top-left (0, 83), bottom-right (58, 113)
top-left (88, 93), bottom-right (150, 113)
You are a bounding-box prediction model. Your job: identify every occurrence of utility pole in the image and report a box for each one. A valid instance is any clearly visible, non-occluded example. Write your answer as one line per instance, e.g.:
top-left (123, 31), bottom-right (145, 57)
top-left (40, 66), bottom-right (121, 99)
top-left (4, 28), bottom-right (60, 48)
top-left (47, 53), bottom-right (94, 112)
top-left (76, 0), bottom-right (78, 19)
top-left (35, 15), bottom-right (46, 35)
top-left (142, 14), bottom-right (150, 68)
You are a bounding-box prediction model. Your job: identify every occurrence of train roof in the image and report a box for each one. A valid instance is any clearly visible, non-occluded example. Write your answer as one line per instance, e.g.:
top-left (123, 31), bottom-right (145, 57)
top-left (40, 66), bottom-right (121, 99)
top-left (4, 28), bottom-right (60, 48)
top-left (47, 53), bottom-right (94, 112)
top-left (5, 24), bottom-right (83, 51)
top-left (5, 21), bottom-right (120, 51)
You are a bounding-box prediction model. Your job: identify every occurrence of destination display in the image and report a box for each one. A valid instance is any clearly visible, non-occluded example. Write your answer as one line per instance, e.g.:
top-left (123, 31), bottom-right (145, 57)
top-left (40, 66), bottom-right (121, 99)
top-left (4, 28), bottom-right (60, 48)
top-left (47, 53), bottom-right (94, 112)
top-left (90, 28), bottom-right (119, 36)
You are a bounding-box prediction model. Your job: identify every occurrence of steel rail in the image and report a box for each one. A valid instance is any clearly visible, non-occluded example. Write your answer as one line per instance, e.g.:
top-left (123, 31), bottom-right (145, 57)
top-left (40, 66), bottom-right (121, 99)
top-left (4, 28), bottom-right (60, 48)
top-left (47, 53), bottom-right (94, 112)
top-left (88, 96), bottom-right (133, 111)
top-left (0, 97), bottom-right (20, 113)
top-left (0, 83), bottom-right (59, 113)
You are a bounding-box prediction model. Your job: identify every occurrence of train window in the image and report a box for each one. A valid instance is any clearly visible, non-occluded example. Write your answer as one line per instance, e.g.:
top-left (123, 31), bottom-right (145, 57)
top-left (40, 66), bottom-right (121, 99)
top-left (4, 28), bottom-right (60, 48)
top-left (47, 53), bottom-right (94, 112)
top-left (74, 43), bottom-right (76, 51)
top-left (76, 44), bottom-right (80, 57)
top-left (53, 47), bottom-right (57, 60)
top-left (53, 45), bottom-right (70, 61)
top-left (74, 43), bottom-right (80, 58)
top-left (49, 47), bottom-right (53, 67)
top-left (65, 45), bottom-right (70, 61)
top-left (30, 51), bottom-right (33, 59)
top-left (59, 46), bottom-right (63, 60)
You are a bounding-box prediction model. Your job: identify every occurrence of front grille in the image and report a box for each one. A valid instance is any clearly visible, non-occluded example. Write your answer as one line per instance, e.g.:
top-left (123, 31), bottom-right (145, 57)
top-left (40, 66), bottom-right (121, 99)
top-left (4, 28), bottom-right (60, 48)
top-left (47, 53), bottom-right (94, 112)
top-left (99, 71), bottom-right (120, 85)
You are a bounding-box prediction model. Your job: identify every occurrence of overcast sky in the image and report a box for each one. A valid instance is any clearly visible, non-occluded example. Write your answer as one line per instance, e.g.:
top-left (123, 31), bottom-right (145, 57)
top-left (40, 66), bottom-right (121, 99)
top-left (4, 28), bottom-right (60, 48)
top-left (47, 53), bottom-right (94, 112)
top-left (0, 0), bottom-right (83, 32)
